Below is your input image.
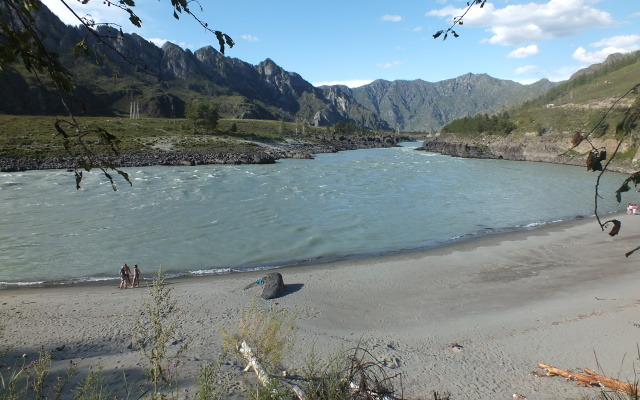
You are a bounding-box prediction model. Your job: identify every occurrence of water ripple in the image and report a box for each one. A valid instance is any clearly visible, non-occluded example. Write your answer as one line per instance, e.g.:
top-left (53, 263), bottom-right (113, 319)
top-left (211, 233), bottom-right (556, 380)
top-left (0, 142), bottom-right (625, 286)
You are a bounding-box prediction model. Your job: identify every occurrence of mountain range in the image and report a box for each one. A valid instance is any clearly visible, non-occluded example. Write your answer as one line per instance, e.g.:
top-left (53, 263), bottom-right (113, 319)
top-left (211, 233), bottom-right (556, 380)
top-left (0, 3), bottom-right (556, 132)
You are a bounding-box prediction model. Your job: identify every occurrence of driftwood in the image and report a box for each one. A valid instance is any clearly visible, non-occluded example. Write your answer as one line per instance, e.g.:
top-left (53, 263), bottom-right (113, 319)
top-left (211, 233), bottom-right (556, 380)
top-left (538, 363), bottom-right (640, 394)
top-left (239, 341), bottom-right (271, 387)
top-left (290, 385), bottom-right (307, 400)
top-left (238, 340), bottom-right (307, 400)
top-left (537, 364), bottom-right (600, 387)
top-left (584, 368), bottom-right (640, 394)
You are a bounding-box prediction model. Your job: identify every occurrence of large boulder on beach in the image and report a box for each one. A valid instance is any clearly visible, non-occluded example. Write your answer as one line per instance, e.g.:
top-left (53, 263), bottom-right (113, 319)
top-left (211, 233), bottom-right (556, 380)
top-left (261, 272), bottom-right (285, 299)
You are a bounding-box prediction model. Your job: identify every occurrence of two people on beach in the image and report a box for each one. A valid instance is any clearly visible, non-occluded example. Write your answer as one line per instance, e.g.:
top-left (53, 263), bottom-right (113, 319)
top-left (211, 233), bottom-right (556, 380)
top-left (627, 204), bottom-right (638, 215)
top-left (119, 263), bottom-right (141, 289)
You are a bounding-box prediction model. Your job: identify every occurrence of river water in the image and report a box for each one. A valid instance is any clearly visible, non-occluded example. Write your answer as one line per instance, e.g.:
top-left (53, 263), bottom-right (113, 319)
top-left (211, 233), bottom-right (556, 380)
top-left (0, 142), bottom-right (625, 287)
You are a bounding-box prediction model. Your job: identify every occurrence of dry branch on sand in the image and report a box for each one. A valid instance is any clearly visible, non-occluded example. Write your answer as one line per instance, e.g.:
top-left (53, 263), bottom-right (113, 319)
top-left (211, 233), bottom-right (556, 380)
top-left (239, 340), bottom-right (271, 387)
top-left (537, 363), bottom-right (640, 395)
top-left (237, 341), bottom-right (402, 400)
top-left (345, 346), bottom-right (400, 400)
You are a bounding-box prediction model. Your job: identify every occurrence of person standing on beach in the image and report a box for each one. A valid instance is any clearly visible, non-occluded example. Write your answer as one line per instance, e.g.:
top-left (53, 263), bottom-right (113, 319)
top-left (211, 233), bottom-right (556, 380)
top-left (123, 263), bottom-right (132, 287)
top-left (119, 264), bottom-right (129, 289)
top-left (132, 264), bottom-right (141, 288)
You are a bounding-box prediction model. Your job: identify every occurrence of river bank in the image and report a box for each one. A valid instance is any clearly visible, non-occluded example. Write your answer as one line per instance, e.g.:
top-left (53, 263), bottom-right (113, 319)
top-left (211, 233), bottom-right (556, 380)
top-left (0, 134), bottom-right (410, 172)
top-left (3, 214), bottom-right (640, 399)
top-left (418, 133), bottom-right (639, 173)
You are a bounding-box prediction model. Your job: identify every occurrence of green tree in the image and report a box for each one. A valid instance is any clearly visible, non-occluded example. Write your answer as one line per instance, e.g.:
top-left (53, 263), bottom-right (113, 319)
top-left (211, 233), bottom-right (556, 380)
top-left (186, 99), bottom-right (219, 134)
top-left (442, 112), bottom-right (516, 136)
top-left (0, 0), bottom-right (232, 189)
top-left (345, 121), bottom-right (357, 134)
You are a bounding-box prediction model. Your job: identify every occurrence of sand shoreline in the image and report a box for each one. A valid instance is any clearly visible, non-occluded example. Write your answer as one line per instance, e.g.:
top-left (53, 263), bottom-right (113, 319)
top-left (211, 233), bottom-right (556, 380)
top-left (3, 213), bottom-right (640, 399)
top-left (0, 214), bottom-right (613, 291)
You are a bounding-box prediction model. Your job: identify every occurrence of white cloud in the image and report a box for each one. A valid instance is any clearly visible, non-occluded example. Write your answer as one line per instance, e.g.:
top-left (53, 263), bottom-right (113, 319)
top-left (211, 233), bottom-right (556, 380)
top-left (548, 65), bottom-right (583, 82)
top-left (507, 45), bottom-right (540, 58)
top-left (146, 38), bottom-right (195, 50)
top-left (426, 5), bottom-right (459, 19)
top-left (41, 0), bottom-right (133, 27)
top-left (573, 34), bottom-right (640, 63)
top-left (312, 80), bottom-right (374, 88)
top-left (376, 61), bottom-right (401, 68)
top-left (514, 78), bottom-right (541, 85)
top-left (514, 65), bottom-right (538, 75)
top-left (240, 34), bottom-right (260, 42)
top-left (148, 38), bottom-right (168, 48)
top-left (382, 15), bottom-right (402, 22)
top-left (592, 35), bottom-right (640, 49)
top-left (412, 26), bottom-right (423, 32)
top-left (427, 0), bottom-right (615, 46)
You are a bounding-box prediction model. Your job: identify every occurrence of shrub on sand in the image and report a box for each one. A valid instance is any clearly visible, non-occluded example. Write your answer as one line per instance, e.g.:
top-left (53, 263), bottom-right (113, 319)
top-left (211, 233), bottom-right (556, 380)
top-left (222, 300), bottom-right (297, 374)
top-left (132, 268), bottom-right (188, 400)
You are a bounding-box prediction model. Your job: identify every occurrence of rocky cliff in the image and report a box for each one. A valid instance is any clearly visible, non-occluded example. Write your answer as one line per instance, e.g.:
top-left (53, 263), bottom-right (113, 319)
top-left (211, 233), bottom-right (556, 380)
top-left (418, 133), bottom-right (635, 173)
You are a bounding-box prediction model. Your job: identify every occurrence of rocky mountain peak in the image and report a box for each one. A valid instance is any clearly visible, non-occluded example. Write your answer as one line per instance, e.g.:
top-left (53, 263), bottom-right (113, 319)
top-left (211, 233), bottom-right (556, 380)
top-left (257, 58), bottom-right (282, 77)
top-left (570, 52), bottom-right (628, 79)
top-left (160, 42), bottom-right (201, 80)
top-left (0, 1), bottom-right (559, 132)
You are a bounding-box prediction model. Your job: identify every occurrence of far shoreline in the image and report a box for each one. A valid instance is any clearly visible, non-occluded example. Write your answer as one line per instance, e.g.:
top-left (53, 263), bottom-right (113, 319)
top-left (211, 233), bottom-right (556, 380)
top-left (0, 135), bottom-right (420, 173)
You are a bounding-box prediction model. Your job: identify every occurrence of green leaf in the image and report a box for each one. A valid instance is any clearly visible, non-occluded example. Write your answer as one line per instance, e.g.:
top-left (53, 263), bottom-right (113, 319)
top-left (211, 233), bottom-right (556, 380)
top-left (75, 171), bottom-right (83, 190)
top-left (54, 121), bottom-right (68, 138)
top-left (129, 15), bottom-right (141, 28)
top-left (103, 171), bottom-right (117, 191)
top-left (607, 219), bottom-right (621, 237)
top-left (224, 34), bottom-right (235, 48)
top-left (586, 151), bottom-right (602, 171)
top-left (215, 32), bottom-right (225, 53)
top-left (99, 130), bottom-right (119, 143)
top-left (79, 159), bottom-right (93, 172)
top-left (631, 172), bottom-right (640, 186)
top-left (117, 170), bottom-right (133, 187)
top-left (616, 181), bottom-right (631, 203)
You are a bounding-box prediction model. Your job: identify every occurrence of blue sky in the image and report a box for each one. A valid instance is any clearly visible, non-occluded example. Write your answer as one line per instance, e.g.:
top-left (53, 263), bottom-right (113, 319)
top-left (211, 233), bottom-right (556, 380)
top-left (42, 0), bottom-right (640, 87)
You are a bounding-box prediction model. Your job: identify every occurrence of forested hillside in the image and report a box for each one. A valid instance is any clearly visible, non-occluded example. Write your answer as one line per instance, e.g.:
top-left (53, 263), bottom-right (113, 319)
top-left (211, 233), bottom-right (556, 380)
top-left (423, 50), bottom-right (640, 173)
top-left (441, 51), bottom-right (640, 139)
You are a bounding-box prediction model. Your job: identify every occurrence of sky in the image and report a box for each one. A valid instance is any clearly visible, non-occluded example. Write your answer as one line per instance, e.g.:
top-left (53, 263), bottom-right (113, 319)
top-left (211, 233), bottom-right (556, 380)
top-left (41, 0), bottom-right (640, 87)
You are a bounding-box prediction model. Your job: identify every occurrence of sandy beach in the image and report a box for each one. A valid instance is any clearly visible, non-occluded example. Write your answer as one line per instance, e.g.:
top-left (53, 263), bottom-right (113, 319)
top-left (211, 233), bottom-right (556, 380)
top-left (3, 213), bottom-right (640, 399)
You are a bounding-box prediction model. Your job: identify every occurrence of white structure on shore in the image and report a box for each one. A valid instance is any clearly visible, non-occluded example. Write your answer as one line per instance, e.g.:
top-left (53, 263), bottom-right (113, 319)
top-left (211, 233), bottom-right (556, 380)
top-left (130, 102), bottom-right (140, 119)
